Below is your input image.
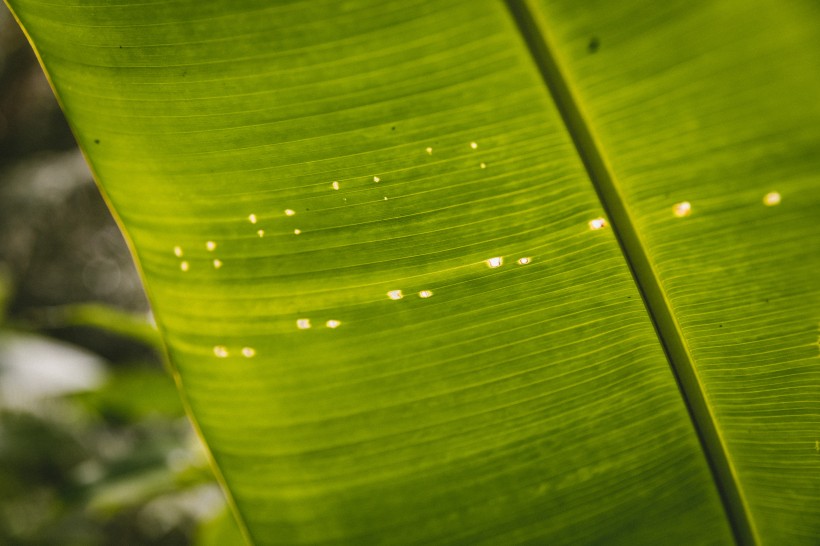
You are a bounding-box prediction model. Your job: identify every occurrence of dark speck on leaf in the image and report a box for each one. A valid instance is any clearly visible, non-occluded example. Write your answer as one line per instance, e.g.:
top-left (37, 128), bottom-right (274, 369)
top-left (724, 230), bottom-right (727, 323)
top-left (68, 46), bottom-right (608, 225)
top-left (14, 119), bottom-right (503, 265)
top-left (94, 139), bottom-right (100, 144)
top-left (588, 37), bottom-right (600, 53)
top-left (391, 126), bottom-right (396, 131)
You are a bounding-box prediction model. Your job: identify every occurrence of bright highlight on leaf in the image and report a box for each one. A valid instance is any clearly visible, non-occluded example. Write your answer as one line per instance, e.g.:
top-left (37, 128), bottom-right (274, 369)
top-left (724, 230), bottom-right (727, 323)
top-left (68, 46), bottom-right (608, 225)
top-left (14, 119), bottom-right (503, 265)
top-left (296, 319), bottom-right (311, 330)
top-left (485, 256), bottom-right (503, 268)
top-left (387, 290), bottom-right (403, 300)
top-left (763, 191), bottom-right (781, 206)
top-left (673, 201), bottom-right (692, 217)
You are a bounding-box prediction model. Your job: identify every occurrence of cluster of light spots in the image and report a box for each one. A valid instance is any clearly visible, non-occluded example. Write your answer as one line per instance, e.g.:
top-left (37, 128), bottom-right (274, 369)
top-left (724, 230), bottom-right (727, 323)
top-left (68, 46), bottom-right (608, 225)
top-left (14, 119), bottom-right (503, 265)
top-left (296, 318), bottom-right (342, 330)
top-left (248, 213), bottom-right (257, 224)
top-left (331, 181), bottom-right (340, 190)
top-left (173, 246), bottom-right (183, 257)
top-left (486, 256), bottom-right (503, 268)
top-left (213, 259), bottom-right (223, 269)
top-left (206, 241), bottom-right (217, 251)
top-left (373, 176), bottom-right (381, 183)
top-left (763, 191), bottom-right (781, 206)
top-left (180, 261), bottom-right (190, 272)
top-left (480, 162), bottom-right (486, 169)
top-left (426, 147), bottom-right (433, 155)
top-left (419, 290), bottom-right (434, 299)
top-left (517, 257), bottom-right (532, 265)
top-left (213, 345), bottom-right (229, 358)
top-left (588, 217), bottom-right (607, 230)
top-left (470, 142), bottom-right (478, 149)
top-left (293, 228), bottom-right (302, 235)
top-left (241, 347), bottom-right (256, 358)
top-left (284, 209), bottom-right (296, 216)
top-left (387, 289), bottom-right (403, 300)
top-left (673, 201), bottom-right (692, 218)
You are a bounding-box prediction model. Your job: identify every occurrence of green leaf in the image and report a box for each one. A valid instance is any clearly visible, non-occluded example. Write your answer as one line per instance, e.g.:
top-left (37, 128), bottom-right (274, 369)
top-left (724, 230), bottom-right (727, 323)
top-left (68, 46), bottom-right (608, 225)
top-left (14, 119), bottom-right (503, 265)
top-left (6, 0), bottom-right (818, 544)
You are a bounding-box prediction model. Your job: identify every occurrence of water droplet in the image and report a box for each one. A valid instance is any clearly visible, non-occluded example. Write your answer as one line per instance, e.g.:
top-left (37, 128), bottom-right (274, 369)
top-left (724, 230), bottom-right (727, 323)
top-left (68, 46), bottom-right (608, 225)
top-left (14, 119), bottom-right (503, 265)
top-left (293, 228), bottom-right (302, 235)
top-left (480, 162), bottom-right (486, 169)
top-left (248, 213), bottom-right (257, 224)
top-left (213, 259), bottom-right (223, 269)
top-left (470, 142), bottom-right (478, 149)
top-left (257, 229), bottom-right (265, 237)
top-left (485, 256), bottom-right (503, 268)
top-left (387, 290), bottom-right (403, 300)
top-left (673, 201), bottom-right (692, 217)
top-left (419, 290), bottom-right (434, 299)
top-left (426, 147), bottom-right (433, 155)
top-left (206, 241), bottom-right (217, 251)
top-left (326, 319), bottom-right (341, 329)
top-left (180, 261), bottom-right (190, 272)
top-left (284, 209), bottom-right (296, 216)
top-left (763, 192), bottom-right (781, 206)
top-left (588, 217), bottom-right (607, 230)
top-left (517, 257), bottom-right (531, 265)
top-left (373, 176), bottom-right (381, 183)
top-left (296, 318), bottom-right (311, 329)
top-left (241, 347), bottom-right (256, 358)
top-left (213, 345), bottom-right (228, 358)
top-left (331, 181), bottom-right (340, 190)
top-left (173, 246), bottom-right (183, 257)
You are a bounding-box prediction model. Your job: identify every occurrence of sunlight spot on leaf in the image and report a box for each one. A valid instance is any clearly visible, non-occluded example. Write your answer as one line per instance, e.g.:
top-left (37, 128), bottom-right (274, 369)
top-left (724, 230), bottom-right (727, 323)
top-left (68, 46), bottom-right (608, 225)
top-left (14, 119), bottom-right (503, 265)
top-left (470, 142), bottom-right (478, 149)
top-left (248, 213), bottom-right (257, 224)
top-left (588, 217), bottom-right (607, 230)
top-left (419, 290), bottom-right (434, 299)
top-left (296, 319), bottom-right (311, 330)
top-left (326, 320), bottom-right (341, 329)
top-left (426, 147), bottom-right (433, 155)
top-left (331, 181), bottom-right (340, 190)
top-left (241, 347), bottom-right (256, 358)
top-left (480, 162), bottom-right (486, 169)
top-left (284, 209), bottom-right (296, 216)
top-left (293, 228), bottom-right (301, 235)
top-left (517, 257), bottom-right (532, 265)
top-left (257, 229), bottom-right (265, 237)
top-left (485, 256), bottom-right (503, 268)
top-left (180, 261), bottom-right (189, 272)
top-left (213, 346), bottom-right (228, 358)
top-left (173, 246), bottom-right (183, 257)
top-left (373, 176), bottom-right (381, 183)
top-left (387, 290), bottom-right (403, 300)
top-left (206, 241), bottom-right (217, 251)
top-left (673, 201), bottom-right (692, 217)
top-left (213, 259), bottom-right (222, 269)
top-left (763, 192), bottom-right (781, 206)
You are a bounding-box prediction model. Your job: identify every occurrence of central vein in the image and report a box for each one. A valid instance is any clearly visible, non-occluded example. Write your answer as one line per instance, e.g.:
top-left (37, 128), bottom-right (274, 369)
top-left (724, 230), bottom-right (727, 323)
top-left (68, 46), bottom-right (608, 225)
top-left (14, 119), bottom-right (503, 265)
top-left (502, 1), bottom-right (757, 544)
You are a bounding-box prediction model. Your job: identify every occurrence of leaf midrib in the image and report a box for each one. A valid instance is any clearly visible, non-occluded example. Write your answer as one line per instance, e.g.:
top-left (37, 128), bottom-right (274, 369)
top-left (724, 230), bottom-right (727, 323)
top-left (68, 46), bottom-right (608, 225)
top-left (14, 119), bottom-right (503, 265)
top-left (503, 1), bottom-right (758, 544)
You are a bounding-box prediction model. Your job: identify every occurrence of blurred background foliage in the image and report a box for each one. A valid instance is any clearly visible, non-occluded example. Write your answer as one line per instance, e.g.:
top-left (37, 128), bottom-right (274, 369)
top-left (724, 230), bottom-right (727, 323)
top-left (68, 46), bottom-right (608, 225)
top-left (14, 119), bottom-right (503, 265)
top-left (0, 5), bottom-right (243, 544)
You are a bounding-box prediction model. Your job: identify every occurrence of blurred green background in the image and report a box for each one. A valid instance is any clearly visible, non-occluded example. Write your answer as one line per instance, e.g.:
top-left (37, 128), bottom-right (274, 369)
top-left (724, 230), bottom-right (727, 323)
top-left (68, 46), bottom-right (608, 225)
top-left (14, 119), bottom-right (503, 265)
top-left (0, 5), bottom-right (242, 545)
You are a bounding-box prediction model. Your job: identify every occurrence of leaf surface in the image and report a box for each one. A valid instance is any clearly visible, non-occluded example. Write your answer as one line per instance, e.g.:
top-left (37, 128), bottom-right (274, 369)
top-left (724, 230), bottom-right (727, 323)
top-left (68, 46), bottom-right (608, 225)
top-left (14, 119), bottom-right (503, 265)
top-left (6, 0), bottom-right (819, 544)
